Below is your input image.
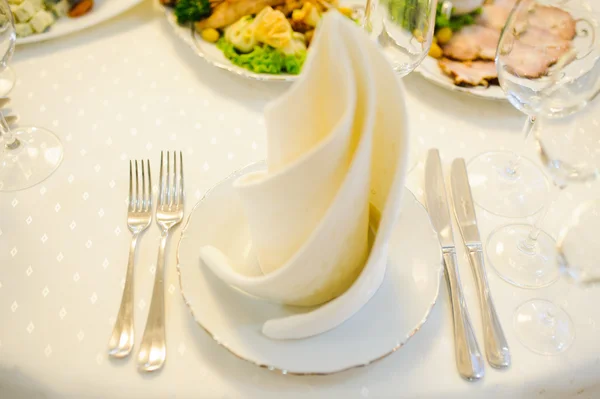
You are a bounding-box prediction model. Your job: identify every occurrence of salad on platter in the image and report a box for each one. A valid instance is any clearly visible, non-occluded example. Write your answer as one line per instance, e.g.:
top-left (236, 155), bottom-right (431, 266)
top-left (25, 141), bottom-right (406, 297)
top-left (163, 0), bottom-right (356, 75)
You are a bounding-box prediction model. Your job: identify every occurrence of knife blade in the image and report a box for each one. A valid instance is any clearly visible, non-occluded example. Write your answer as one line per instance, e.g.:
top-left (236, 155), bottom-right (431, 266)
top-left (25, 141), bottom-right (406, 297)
top-left (450, 158), bottom-right (511, 369)
top-left (424, 149), bottom-right (484, 381)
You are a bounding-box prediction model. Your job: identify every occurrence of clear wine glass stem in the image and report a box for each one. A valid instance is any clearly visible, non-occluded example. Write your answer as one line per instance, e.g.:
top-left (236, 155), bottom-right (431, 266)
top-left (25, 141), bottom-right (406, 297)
top-left (523, 116), bottom-right (536, 141)
top-left (502, 116), bottom-right (537, 179)
top-left (519, 186), bottom-right (564, 255)
top-left (0, 110), bottom-right (17, 149)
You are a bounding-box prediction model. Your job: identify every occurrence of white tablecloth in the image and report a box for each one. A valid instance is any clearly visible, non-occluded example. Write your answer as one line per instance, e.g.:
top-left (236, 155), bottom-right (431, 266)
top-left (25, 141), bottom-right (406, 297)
top-left (2, 2), bottom-right (600, 398)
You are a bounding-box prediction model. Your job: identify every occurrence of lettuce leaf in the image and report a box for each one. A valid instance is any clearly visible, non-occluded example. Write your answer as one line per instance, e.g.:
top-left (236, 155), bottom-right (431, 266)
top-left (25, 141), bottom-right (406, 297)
top-left (217, 38), bottom-right (306, 75)
top-left (435, 3), bottom-right (482, 32)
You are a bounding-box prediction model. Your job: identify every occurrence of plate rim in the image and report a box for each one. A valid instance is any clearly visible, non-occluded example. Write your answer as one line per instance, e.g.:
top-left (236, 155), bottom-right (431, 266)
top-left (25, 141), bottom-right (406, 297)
top-left (416, 56), bottom-right (507, 102)
top-left (176, 161), bottom-right (443, 376)
top-left (16, 0), bottom-right (144, 45)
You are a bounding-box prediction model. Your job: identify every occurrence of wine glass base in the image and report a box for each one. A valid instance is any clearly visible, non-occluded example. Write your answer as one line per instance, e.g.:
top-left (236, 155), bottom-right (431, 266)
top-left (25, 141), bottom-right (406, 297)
top-left (513, 299), bottom-right (575, 355)
top-left (486, 223), bottom-right (559, 289)
top-left (0, 66), bottom-right (16, 97)
top-left (0, 126), bottom-right (63, 191)
top-left (468, 151), bottom-right (549, 218)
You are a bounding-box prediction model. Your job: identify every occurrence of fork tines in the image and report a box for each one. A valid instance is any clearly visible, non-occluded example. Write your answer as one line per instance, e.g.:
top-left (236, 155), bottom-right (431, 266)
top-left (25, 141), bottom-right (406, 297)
top-left (158, 151), bottom-right (184, 210)
top-left (129, 159), bottom-right (152, 213)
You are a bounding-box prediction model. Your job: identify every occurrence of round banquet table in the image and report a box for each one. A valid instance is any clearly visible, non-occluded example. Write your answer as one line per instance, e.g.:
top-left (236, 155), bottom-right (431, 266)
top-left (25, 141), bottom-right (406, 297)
top-left (2, 2), bottom-right (600, 398)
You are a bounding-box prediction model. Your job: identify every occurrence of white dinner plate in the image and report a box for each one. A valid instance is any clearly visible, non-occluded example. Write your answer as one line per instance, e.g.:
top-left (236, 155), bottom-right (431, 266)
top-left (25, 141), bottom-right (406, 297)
top-left (417, 56), bottom-right (506, 101)
top-left (17, 0), bottom-right (144, 45)
top-left (177, 162), bottom-right (443, 375)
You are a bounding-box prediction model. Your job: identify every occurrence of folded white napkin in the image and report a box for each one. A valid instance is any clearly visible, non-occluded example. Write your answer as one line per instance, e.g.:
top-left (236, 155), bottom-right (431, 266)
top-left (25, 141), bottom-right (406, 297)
top-left (199, 11), bottom-right (409, 339)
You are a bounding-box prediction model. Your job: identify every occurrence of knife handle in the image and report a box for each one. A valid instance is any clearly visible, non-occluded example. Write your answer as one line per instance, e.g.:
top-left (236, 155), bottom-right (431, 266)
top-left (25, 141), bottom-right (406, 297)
top-left (467, 247), bottom-right (511, 369)
top-left (443, 250), bottom-right (484, 381)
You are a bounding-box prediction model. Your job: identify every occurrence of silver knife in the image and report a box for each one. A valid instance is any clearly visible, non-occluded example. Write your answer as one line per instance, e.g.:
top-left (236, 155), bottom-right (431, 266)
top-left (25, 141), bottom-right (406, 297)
top-left (425, 149), bottom-right (484, 381)
top-left (450, 158), bottom-right (511, 369)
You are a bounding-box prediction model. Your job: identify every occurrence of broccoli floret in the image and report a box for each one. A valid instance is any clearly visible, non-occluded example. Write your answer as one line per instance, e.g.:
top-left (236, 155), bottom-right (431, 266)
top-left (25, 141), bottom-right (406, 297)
top-left (435, 3), bottom-right (481, 32)
top-left (174, 0), bottom-right (210, 24)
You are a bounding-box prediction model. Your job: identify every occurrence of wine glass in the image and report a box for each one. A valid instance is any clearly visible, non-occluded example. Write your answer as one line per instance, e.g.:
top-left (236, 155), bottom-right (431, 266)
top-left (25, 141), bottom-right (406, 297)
top-left (363, 0), bottom-right (438, 77)
top-left (482, 0), bottom-right (600, 290)
top-left (511, 64), bottom-right (600, 355)
top-left (468, 0), bottom-right (559, 219)
top-left (0, 0), bottom-right (63, 191)
top-left (361, 0), bottom-right (437, 171)
top-left (557, 200), bottom-right (600, 285)
top-left (0, 0), bottom-right (15, 96)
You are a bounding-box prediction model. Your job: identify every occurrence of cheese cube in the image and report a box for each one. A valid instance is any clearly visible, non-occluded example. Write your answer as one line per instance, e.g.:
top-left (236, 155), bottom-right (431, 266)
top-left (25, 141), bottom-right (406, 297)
top-left (30, 9), bottom-right (53, 33)
top-left (14, 0), bottom-right (37, 22)
top-left (30, 0), bottom-right (44, 10)
top-left (15, 22), bottom-right (33, 37)
top-left (50, 0), bottom-right (69, 17)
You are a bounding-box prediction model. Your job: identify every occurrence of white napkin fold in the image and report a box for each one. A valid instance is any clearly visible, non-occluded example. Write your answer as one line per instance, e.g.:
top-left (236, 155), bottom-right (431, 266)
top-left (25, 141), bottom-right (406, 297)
top-left (199, 11), bottom-right (409, 339)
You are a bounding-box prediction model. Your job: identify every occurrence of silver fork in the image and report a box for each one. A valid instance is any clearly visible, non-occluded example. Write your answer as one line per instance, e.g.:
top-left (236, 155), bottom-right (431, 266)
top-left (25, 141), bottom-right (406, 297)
top-left (108, 160), bottom-right (153, 358)
top-left (137, 151), bottom-right (184, 372)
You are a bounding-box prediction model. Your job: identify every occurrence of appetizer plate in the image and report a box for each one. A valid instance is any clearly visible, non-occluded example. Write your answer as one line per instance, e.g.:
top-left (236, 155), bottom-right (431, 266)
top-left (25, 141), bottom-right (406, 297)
top-left (177, 162), bottom-right (443, 375)
top-left (165, 8), bottom-right (297, 82)
top-left (417, 56), bottom-right (506, 101)
top-left (164, 3), bottom-right (364, 82)
top-left (17, 0), bottom-right (143, 45)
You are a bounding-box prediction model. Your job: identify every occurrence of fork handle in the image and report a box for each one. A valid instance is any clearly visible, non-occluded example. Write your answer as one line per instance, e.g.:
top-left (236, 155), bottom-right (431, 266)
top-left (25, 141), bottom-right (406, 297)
top-left (138, 231), bottom-right (168, 371)
top-left (108, 233), bottom-right (139, 358)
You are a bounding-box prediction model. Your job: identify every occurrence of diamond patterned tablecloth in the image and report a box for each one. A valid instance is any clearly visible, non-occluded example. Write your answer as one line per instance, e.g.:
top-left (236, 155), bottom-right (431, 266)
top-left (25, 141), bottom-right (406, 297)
top-left (1, 2), bottom-right (600, 398)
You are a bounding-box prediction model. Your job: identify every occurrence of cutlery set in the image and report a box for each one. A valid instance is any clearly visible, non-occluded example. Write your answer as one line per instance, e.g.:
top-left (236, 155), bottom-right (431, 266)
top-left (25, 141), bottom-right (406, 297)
top-left (107, 147), bottom-right (508, 378)
top-left (108, 151), bottom-right (184, 372)
top-left (425, 149), bottom-right (510, 381)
